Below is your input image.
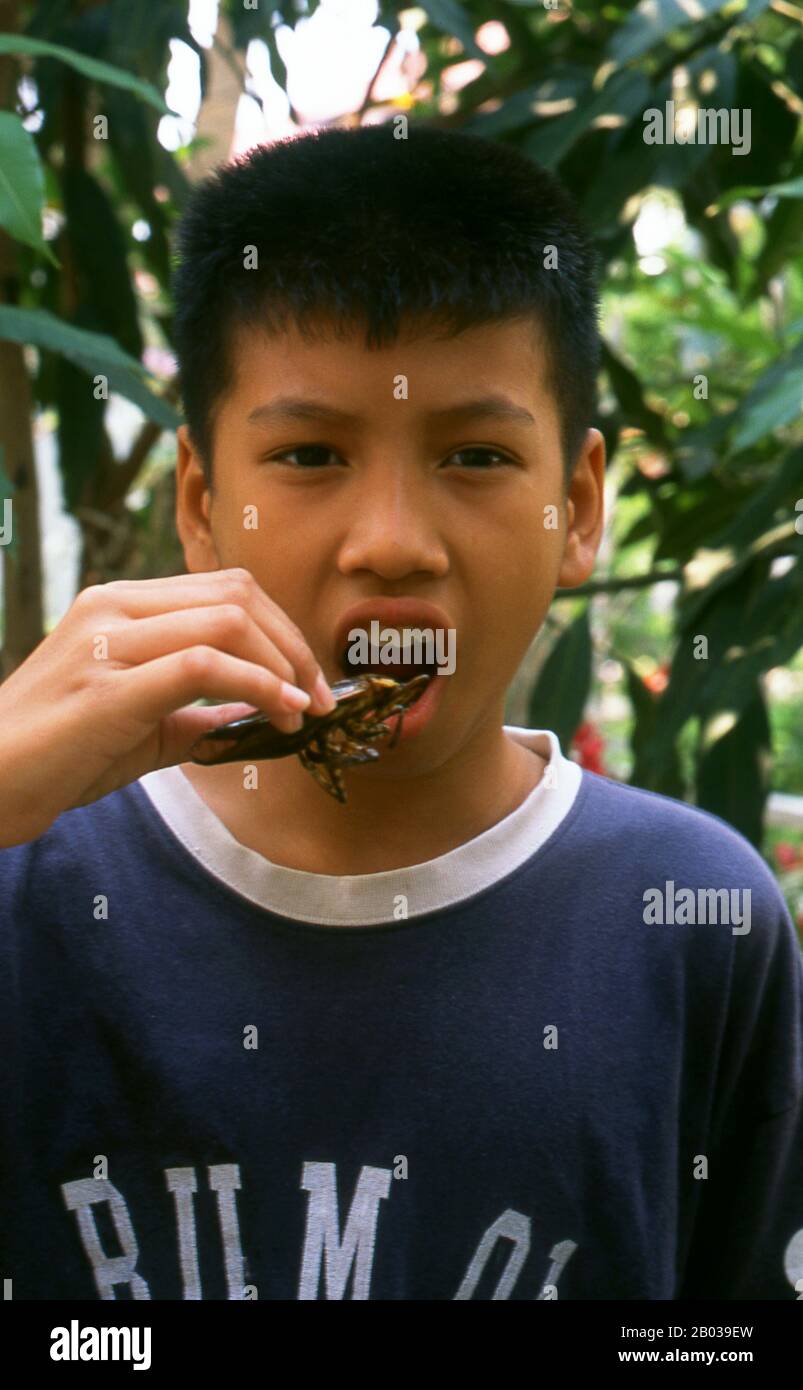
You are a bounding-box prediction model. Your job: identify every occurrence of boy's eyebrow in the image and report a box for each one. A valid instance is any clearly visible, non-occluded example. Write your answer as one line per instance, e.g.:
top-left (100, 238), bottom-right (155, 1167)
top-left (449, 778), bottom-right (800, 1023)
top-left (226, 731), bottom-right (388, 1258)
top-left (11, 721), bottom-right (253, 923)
top-left (246, 394), bottom-right (536, 427)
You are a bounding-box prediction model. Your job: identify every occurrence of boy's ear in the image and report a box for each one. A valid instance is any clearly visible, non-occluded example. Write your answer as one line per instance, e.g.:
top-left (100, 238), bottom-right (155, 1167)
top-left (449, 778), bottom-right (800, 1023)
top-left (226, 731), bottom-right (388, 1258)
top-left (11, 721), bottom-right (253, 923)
top-left (175, 424), bottom-right (220, 572)
top-left (557, 428), bottom-right (606, 590)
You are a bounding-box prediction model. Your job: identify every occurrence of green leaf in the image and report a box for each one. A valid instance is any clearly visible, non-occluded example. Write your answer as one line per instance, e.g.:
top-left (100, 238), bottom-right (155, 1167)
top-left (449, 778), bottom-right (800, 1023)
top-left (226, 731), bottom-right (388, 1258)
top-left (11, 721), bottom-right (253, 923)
top-left (681, 515), bottom-right (799, 630)
top-left (61, 168), bottom-right (143, 359)
top-left (673, 415), bottom-right (733, 482)
top-left (751, 197), bottom-right (803, 299)
top-left (699, 445), bottom-right (803, 558)
top-left (0, 112), bottom-right (58, 265)
top-left (583, 115), bottom-right (670, 230)
top-left (421, 1), bottom-right (486, 62)
top-left (526, 610), bottom-right (592, 751)
top-left (728, 337), bottom-right (803, 453)
top-left (650, 560), bottom-right (803, 775)
top-left (606, 0), bottom-right (766, 68)
top-left (713, 59), bottom-right (799, 195)
top-left (0, 34), bottom-right (174, 115)
top-left (764, 175), bottom-right (803, 199)
top-left (652, 475), bottom-right (744, 567)
top-left (624, 659), bottom-right (685, 797)
top-left (0, 306), bottom-right (180, 430)
top-left (462, 74), bottom-right (587, 139)
top-left (101, 90), bottom-right (172, 283)
top-left (696, 685), bottom-right (770, 848)
top-left (601, 340), bottom-right (671, 449)
top-left (525, 70), bottom-right (651, 170)
top-left (55, 356), bottom-right (106, 511)
top-left (710, 174), bottom-right (803, 212)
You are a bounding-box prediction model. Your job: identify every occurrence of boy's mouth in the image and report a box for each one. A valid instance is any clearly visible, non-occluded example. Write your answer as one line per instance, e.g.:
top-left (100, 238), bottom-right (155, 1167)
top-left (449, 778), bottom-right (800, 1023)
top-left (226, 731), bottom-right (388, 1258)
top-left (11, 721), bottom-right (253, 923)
top-left (339, 645), bottom-right (439, 683)
top-left (332, 599), bottom-right (455, 684)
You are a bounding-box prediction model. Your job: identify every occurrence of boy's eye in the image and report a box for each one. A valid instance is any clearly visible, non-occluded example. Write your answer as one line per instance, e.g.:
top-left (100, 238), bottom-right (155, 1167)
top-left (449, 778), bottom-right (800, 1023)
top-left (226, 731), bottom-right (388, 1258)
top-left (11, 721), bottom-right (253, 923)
top-left (265, 445), bottom-right (513, 469)
top-left (444, 447), bottom-right (514, 469)
top-left (267, 445), bottom-right (343, 468)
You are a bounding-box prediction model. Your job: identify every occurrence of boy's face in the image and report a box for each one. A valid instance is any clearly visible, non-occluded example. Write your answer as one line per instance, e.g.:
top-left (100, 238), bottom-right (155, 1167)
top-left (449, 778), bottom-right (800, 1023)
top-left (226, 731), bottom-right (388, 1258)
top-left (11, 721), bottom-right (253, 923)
top-left (177, 315), bottom-right (604, 778)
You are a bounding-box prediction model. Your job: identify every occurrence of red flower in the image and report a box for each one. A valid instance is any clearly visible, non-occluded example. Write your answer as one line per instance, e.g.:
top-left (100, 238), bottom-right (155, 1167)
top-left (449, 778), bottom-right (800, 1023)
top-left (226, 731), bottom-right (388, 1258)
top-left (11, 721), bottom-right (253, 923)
top-left (642, 663), bottom-right (670, 695)
top-left (775, 842), bottom-right (800, 871)
top-left (572, 720), bottom-right (607, 775)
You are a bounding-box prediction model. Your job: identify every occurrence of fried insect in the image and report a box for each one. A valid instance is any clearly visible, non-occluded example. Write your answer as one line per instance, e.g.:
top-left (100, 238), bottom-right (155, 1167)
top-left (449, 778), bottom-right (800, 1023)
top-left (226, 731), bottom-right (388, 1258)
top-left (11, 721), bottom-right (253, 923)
top-left (189, 671), bottom-right (433, 804)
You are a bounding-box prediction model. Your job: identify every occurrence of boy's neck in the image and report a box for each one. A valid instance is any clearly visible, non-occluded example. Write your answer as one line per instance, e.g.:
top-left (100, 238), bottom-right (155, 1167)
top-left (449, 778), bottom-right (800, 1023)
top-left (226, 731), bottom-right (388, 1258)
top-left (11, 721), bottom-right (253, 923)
top-left (180, 722), bottom-right (547, 876)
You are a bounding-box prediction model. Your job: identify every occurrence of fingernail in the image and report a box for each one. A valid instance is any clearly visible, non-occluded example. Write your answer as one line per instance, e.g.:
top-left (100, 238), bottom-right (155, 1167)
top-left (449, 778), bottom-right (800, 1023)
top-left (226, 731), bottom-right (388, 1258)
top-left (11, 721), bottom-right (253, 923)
top-left (314, 673), bottom-right (337, 712)
top-left (281, 681), bottom-right (311, 711)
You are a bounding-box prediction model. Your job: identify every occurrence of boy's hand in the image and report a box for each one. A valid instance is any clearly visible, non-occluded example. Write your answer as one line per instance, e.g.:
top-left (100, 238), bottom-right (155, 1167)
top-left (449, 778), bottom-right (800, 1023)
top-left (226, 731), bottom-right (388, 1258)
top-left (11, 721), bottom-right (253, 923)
top-left (0, 568), bottom-right (336, 848)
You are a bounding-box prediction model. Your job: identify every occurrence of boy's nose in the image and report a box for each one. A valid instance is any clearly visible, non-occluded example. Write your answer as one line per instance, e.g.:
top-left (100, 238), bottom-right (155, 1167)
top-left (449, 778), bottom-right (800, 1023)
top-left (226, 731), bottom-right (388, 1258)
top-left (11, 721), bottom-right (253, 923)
top-left (336, 478), bottom-right (449, 582)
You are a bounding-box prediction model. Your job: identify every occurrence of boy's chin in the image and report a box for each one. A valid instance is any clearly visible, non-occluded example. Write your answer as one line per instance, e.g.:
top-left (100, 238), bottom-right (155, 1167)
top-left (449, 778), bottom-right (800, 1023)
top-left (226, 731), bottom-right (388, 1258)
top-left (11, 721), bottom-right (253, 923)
top-left (347, 680), bottom-right (509, 776)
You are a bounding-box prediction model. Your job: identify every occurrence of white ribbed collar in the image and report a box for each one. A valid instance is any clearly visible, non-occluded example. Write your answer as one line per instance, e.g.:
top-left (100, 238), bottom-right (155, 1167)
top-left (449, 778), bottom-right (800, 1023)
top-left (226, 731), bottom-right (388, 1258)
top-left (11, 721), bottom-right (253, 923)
top-left (136, 728), bottom-right (582, 927)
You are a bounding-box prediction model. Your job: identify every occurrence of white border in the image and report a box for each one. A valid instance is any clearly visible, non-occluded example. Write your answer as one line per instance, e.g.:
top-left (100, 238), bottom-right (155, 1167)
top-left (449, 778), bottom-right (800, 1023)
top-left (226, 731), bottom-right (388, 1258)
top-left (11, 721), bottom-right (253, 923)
top-left (137, 728), bottom-right (583, 926)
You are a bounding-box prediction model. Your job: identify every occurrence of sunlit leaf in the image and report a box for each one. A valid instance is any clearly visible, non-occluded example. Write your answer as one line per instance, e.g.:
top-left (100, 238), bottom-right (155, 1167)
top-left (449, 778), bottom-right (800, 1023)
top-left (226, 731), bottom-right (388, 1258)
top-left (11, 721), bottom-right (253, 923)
top-left (0, 34), bottom-right (174, 114)
top-left (0, 307), bottom-right (180, 430)
top-left (0, 113), bottom-right (58, 264)
top-left (606, 0), bottom-right (769, 68)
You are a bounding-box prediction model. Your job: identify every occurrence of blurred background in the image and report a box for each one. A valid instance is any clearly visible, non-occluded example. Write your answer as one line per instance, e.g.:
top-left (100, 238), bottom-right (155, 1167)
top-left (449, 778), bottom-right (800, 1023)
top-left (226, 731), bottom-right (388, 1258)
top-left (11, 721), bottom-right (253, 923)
top-left (1, 0), bottom-right (802, 923)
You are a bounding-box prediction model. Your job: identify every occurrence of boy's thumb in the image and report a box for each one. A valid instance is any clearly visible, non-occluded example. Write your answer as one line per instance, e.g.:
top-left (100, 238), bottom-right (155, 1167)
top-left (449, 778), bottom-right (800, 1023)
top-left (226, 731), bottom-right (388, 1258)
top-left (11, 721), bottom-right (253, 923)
top-left (157, 702), bottom-right (260, 767)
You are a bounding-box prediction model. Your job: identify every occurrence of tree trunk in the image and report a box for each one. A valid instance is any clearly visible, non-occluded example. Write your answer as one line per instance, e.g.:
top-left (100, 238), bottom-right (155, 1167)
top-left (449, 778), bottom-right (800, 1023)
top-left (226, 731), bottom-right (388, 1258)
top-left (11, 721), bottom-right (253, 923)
top-left (186, 13), bottom-right (241, 180)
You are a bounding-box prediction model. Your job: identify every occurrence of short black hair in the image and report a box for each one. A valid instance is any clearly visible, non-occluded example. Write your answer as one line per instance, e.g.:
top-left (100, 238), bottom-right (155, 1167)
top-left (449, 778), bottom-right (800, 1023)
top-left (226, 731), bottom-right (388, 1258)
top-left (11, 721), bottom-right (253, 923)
top-left (171, 122), bottom-right (601, 486)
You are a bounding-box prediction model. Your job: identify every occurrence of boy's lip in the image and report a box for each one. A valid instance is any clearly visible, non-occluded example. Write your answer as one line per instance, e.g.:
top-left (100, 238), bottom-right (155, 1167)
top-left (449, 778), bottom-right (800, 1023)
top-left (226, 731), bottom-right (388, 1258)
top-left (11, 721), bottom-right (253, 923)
top-left (383, 668), bottom-right (448, 743)
top-left (332, 597), bottom-right (455, 674)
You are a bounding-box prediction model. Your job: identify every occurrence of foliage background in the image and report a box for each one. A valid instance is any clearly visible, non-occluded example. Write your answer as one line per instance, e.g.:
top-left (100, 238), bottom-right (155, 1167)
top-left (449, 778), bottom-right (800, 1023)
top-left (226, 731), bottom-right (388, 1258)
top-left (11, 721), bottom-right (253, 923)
top-left (1, 0), bottom-right (802, 911)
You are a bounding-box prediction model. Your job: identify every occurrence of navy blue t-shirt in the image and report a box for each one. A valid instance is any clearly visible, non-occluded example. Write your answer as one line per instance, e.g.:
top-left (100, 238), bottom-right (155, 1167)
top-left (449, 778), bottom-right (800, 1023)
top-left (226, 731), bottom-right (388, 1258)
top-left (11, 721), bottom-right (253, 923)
top-left (1, 727), bottom-right (802, 1300)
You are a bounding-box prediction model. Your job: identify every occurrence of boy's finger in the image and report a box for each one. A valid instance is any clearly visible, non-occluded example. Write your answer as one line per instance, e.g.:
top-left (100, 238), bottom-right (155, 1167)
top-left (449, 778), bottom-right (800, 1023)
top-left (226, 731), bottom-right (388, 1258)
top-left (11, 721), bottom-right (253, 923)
top-left (155, 702), bottom-right (262, 766)
top-left (92, 571), bottom-right (334, 712)
top-left (114, 646), bottom-right (312, 728)
top-left (97, 607), bottom-right (299, 690)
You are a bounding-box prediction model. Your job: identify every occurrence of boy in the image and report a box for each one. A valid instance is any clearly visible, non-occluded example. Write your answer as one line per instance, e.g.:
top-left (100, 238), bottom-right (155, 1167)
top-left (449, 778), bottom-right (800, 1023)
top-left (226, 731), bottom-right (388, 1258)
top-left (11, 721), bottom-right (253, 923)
top-left (1, 124), bottom-right (801, 1301)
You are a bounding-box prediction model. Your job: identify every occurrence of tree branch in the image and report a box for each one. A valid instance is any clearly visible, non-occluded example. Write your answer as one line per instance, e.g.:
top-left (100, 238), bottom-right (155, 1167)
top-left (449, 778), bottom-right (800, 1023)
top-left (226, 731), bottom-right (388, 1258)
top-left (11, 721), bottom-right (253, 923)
top-left (355, 28), bottom-right (397, 119)
top-left (557, 569), bottom-right (683, 597)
